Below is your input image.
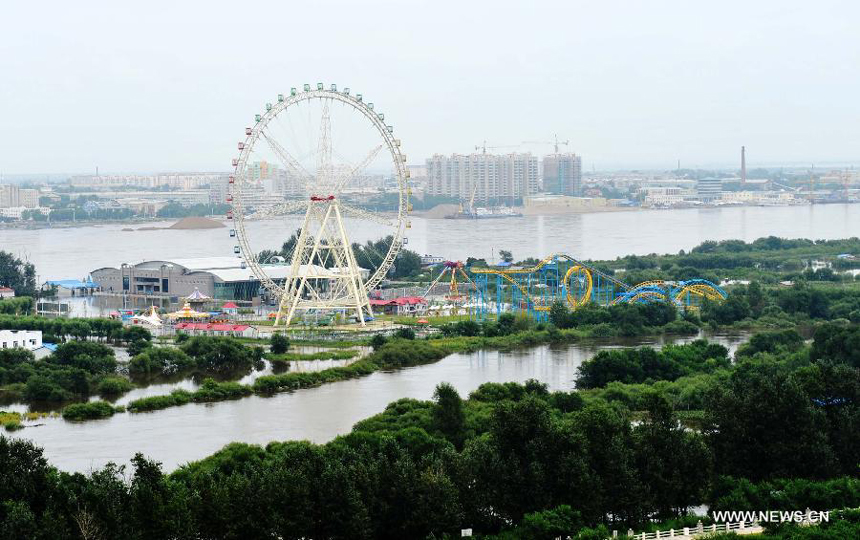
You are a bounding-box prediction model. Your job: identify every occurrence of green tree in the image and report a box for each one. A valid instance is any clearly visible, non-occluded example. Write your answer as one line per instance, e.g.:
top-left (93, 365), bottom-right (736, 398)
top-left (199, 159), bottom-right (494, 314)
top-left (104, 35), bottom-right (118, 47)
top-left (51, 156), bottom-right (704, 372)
top-left (0, 251), bottom-right (37, 297)
top-left (549, 301), bottom-right (573, 329)
top-left (394, 327), bottom-right (415, 340)
top-left (633, 393), bottom-right (712, 518)
top-left (270, 332), bottom-right (290, 354)
top-left (810, 323), bottom-right (860, 368)
top-left (179, 336), bottom-right (262, 373)
top-left (432, 383), bottom-right (465, 449)
top-left (129, 347), bottom-right (194, 376)
top-left (704, 361), bottom-right (837, 480)
top-left (369, 333), bottom-right (387, 351)
top-left (48, 341), bottom-right (116, 375)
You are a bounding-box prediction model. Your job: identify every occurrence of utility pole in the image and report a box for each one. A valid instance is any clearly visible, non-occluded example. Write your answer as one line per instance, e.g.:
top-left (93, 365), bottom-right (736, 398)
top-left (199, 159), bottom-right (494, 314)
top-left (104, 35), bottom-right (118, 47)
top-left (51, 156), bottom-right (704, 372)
top-left (741, 146), bottom-right (746, 185)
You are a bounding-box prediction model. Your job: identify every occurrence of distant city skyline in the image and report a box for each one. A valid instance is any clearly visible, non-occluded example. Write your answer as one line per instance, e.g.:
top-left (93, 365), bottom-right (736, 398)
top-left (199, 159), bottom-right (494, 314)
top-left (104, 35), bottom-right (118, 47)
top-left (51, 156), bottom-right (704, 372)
top-left (1, 1), bottom-right (859, 175)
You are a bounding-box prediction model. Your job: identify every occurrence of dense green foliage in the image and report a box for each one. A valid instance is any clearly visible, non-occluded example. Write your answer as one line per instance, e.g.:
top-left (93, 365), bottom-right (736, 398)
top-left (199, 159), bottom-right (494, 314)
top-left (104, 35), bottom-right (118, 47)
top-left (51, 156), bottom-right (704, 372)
top-left (96, 377), bottom-right (134, 396)
top-left (47, 341), bottom-right (117, 375)
top-left (0, 342), bottom-right (119, 403)
top-left (269, 332), bottom-right (290, 354)
top-left (178, 336), bottom-right (264, 373)
top-left (129, 337), bottom-right (263, 378)
top-left (810, 323), bottom-right (860, 368)
top-left (127, 379), bottom-right (252, 412)
top-left (0, 296), bottom-right (33, 315)
top-left (575, 339), bottom-right (729, 388)
top-left (735, 328), bottom-right (805, 358)
top-left (709, 476), bottom-right (860, 512)
top-left (0, 251), bottom-right (37, 297)
top-left (0, 380), bottom-right (715, 539)
top-left (1, 320), bottom-right (859, 537)
top-left (755, 511), bottom-right (860, 540)
top-left (128, 347), bottom-right (194, 376)
top-left (352, 236), bottom-right (423, 279)
top-left (550, 301), bottom-right (679, 335)
top-left (61, 400), bottom-right (117, 420)
top-left (609, 237), bottom-right (860, 285)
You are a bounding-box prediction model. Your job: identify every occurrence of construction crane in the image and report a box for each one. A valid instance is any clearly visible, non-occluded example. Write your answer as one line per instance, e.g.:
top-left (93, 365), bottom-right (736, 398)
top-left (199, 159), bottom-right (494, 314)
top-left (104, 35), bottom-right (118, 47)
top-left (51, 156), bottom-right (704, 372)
top-left (523, 134), bottom-right (570, 154)
top-left (475, 141), bottom-right (520, 154)
top-left (458, 183), bottom-right (479, 215)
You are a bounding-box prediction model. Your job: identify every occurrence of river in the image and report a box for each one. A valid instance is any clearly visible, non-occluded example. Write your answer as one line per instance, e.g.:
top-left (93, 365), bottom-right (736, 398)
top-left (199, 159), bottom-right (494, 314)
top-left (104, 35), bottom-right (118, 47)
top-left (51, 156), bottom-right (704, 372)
top-left (1, 204), bottom-right (858, 282)
top-left (10, 331), bottom-right (749, 473)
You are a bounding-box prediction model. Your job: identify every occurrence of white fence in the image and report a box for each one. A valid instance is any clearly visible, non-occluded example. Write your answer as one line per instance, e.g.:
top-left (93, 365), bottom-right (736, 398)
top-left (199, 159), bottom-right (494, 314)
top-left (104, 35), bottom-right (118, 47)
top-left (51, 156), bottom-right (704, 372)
top-left (613, 520), bottom-right (762, 540)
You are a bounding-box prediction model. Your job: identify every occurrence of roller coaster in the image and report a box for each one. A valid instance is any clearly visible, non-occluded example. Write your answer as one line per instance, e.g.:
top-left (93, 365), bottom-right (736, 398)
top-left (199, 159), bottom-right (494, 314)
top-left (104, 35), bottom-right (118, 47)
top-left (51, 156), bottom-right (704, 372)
top-left (432, 254), bottom-right (727, 321)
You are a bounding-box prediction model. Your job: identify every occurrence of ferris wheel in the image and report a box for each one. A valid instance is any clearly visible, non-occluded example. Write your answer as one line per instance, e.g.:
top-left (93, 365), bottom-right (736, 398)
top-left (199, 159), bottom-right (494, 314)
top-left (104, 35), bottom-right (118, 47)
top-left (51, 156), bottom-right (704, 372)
top-left (228, 83), bottom-right (411, 326)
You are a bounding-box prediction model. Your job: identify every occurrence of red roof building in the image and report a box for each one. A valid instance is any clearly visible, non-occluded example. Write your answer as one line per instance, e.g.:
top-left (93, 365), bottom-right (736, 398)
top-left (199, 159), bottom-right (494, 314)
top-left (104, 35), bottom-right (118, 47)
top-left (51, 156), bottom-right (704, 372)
top-left (175, 322), bottom-right (255, 337)
top-left (368, 296), bottom-right (427, 315)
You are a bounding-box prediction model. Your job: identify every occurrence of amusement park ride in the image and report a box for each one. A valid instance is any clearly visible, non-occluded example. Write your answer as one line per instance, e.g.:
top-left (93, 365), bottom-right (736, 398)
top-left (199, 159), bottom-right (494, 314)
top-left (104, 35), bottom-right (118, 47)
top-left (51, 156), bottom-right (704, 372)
top-left (467, 254), bottom-right (727, 320)
top-left (423, 261), bottom-right (478, 303)
top-left (227, 84), bottom-right (726, 327)
top-left (416, 255), bottom-right (726, 321)
top-left (228, 84), bottom-right (409, 327)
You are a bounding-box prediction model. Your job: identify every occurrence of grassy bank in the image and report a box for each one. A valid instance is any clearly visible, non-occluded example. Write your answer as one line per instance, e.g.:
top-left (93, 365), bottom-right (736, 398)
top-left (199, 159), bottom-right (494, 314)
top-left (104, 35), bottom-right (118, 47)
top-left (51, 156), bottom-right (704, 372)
top-left (127, 379), bottom-right (252, 412)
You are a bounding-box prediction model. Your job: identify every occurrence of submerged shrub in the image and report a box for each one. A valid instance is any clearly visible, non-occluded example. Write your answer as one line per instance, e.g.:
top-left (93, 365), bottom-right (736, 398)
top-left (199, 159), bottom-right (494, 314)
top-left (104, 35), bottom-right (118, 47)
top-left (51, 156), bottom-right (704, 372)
top-left (62, 401), bottom-right (116, 421)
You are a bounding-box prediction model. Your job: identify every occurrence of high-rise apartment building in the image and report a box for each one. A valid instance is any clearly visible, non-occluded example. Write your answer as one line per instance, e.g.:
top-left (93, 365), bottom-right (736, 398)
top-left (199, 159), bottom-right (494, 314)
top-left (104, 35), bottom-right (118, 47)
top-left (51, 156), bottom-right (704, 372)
top-left (0, 185), bottom-right (39, 209)
top-left (542, 153), bottom-right (582, 195)
top-left (425, 153), bottom-right (540, 202)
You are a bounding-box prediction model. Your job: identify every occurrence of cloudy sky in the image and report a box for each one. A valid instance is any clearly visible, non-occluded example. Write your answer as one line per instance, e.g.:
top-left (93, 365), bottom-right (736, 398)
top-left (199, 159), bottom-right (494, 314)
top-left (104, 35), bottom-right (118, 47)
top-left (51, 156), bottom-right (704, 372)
top-left (1, 0), bottom-right (858, 175)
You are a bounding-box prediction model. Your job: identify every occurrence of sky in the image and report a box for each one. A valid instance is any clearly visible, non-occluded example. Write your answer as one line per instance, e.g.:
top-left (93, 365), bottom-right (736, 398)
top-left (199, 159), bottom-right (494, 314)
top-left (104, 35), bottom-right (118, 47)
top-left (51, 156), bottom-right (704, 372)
top-left (1, 0), bottom-right (859, 176)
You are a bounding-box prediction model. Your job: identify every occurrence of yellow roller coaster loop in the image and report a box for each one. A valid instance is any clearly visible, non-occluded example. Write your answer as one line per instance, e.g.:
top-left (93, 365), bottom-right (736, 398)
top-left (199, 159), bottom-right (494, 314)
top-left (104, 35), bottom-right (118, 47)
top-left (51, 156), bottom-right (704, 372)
top-left (674, 284), bottom-right (724, 303)
top-left (564, 265), bottom-right (593, 309)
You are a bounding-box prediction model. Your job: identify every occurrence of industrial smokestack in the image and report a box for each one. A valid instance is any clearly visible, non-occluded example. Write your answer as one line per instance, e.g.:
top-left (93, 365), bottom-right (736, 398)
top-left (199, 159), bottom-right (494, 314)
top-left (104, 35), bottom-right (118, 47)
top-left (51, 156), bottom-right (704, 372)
top-left (741, 146), bottom-right (746, 184)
